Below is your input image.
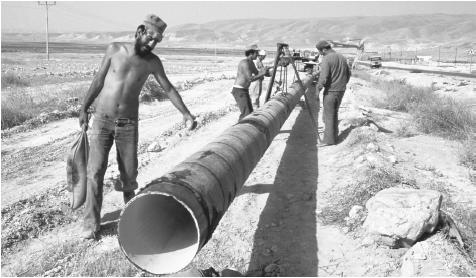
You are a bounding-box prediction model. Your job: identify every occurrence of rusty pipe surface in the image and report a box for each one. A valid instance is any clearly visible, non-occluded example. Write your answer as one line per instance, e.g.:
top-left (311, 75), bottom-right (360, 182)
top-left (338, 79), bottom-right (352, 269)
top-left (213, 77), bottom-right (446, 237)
top-left (118, 75), bottom-right (313, 275)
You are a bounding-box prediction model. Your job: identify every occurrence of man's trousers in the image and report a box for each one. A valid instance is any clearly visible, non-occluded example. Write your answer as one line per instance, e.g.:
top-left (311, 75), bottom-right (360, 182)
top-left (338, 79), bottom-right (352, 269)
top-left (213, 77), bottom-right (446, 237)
top-left (231, 87), bottom-right (253, 121)
top-left (322, 90), bottom-right (345, 145)
top-left (83, 114), bottom-right (139, 230)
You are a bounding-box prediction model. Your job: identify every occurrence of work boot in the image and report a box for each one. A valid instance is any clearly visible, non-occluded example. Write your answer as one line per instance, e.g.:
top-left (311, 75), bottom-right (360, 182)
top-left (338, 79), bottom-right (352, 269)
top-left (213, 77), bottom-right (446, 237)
top-left (199, 267), bottom-right (220, 277)
top-left (123, 191), bottom-right (136, 204)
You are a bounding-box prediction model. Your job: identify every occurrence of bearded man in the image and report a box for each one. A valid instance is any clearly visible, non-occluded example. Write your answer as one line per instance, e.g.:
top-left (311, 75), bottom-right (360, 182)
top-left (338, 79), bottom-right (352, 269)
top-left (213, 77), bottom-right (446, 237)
top-left (78, 14), bottom-right (197, 239)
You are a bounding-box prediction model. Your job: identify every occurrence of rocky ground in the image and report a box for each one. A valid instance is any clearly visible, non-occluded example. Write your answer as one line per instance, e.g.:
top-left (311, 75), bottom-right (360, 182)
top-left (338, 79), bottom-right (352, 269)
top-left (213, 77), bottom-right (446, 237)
top-left (1, 54), bottom-right (475, 276)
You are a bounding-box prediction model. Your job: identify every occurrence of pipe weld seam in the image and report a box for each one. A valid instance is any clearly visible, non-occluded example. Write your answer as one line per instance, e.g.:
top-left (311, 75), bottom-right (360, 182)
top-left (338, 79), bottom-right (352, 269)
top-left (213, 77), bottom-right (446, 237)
top-left (238, 119), bottom-right (271, 142)
top-left (181, 161), bottom-right (228, 215)
top-left (211, 141), bottom-right (248, 192)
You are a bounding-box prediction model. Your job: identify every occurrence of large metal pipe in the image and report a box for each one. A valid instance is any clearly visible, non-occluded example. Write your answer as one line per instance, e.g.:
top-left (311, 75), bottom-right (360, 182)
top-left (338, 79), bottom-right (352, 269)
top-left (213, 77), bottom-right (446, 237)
top-left (118, 75), bottom-right (313, 275)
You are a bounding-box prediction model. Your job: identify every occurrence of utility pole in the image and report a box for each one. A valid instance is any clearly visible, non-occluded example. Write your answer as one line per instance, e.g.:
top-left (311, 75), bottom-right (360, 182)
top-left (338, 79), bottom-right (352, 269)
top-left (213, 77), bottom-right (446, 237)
top-left (38, 1), bottom-right (56, 61)
top-left (438, 46), bottom-right (441, 66)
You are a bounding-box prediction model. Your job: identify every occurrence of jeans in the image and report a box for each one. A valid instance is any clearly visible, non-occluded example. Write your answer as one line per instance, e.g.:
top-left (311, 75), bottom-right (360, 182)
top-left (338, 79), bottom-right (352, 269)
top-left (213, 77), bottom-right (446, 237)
top-left (83, 114), bottom-right (139, 230)
top-left (231, 87), bottom-right (253, 121)
top-left (322, 90), bottom-right (345, 145)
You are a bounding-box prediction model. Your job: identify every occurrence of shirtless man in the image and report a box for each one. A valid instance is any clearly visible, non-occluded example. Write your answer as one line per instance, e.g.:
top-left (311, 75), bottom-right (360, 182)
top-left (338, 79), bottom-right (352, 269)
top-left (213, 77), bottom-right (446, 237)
top-left (78, 14), bottom-right (196, 239)
top-left (231, 44), bottom-right (269, 121)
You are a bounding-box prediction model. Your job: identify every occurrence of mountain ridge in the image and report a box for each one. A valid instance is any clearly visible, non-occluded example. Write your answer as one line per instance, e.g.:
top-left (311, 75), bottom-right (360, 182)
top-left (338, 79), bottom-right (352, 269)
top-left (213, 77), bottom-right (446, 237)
top-left (2, 14), bottom-right (476, 50)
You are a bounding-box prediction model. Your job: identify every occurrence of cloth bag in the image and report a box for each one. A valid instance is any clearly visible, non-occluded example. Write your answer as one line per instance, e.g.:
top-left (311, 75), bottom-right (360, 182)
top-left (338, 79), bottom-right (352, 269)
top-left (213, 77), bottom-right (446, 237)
top-left (66, 127), bottom-right (89, 210)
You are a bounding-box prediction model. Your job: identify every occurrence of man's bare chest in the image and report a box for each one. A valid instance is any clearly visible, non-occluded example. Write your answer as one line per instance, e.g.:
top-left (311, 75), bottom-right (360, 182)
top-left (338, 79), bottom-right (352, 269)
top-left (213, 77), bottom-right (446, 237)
top-left (110, 55), bottom-right (151, 78)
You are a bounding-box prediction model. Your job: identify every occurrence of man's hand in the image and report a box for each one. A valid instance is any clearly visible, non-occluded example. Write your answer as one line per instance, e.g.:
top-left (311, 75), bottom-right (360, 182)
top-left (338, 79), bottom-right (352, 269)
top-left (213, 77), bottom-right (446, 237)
top-left (312, 69), bottom-right (320, 79)
top-left (264, 66), bottom-right (273, 77)
top-left (184, 113), bottom-right (197, 131)
top-left (79, 110), bottom-right (89, 131)
top-left (258, 67), bottom-right (267, 76)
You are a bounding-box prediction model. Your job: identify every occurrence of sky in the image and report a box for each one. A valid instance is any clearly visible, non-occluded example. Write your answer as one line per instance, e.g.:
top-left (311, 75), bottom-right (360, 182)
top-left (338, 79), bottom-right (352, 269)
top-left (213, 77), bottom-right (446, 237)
top-left (2, 1), bottom-right (476, 33)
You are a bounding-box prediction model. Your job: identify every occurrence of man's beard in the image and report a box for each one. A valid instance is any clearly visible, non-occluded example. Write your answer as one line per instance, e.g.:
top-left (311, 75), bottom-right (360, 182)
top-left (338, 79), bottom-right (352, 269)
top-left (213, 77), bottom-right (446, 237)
top-left (134, 41), bottom-right (150, 57)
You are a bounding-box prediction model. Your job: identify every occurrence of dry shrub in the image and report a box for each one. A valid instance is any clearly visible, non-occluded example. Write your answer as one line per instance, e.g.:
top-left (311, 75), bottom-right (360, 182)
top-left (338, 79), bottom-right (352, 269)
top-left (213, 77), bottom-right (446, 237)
top-left (1, 90), bottom-right (36, 129)
top-left (1, 86), bottom-right (86, 130)
top-left (421, 180), bottom-right (476, 260)
top-left (459, 137), bottom-right (476, 172)
top-left (395, 121), bottom-right (416, 137)
top-left (318, 166), bottom-right (416, 227)
top-left (1, 105), bottom-right (32, 130)
top-left (371, 79), bottom-right (433, 112)
top-left (413, 97), bottom-right (475, 140)
top-left (345, 126), bottom-right (378, 147)
top-left (369, 77), bottom-right (475, 146)
top-left (1, 71), bottom-right (30, 88)
top-left (1, 188), bottom-right (77, 250)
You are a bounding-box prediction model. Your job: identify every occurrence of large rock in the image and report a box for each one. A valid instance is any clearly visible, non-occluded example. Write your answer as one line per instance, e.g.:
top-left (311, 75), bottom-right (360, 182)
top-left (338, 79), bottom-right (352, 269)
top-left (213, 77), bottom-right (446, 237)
top-left (363, 188), bottom-right (442, 247)
top-left (147, 141), bottom-right (164, 152)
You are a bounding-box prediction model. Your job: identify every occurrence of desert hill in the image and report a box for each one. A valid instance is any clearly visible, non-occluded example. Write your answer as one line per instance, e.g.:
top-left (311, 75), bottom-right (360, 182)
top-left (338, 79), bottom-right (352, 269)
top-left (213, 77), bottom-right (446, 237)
top-left (2, 14), bottom-right (476, 50)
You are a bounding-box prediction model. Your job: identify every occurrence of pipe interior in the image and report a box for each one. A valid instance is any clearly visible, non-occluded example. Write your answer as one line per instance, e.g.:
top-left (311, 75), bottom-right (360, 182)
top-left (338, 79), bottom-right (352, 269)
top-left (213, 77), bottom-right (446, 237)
top-left (118, 193), bottom-right (199, 274)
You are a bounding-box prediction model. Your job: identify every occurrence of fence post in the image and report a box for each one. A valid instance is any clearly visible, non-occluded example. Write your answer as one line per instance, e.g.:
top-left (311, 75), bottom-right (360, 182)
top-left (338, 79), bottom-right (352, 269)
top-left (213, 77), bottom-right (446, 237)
top-left (438, 46), bottom-right (440, 66)
top-left (470, 55), bottom-right (473, 73)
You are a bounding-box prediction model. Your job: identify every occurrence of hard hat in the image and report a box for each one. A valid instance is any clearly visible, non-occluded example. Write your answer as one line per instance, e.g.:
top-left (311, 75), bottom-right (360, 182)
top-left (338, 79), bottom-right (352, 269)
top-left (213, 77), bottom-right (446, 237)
top-left (246, 44), bottom-right (260, 51)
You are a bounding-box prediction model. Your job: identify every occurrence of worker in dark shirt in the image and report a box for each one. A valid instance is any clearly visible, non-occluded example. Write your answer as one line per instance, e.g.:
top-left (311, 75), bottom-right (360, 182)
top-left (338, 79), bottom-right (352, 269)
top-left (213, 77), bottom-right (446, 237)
top-left (315, 40), bottom-right (351, 146)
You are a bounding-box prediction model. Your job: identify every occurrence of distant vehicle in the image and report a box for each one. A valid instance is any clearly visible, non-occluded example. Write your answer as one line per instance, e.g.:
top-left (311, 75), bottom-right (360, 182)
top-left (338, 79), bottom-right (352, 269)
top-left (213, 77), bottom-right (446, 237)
top-left (369, 56), bottom-right (382, 69)
top-left (294, 49), bottom-right (320, 72)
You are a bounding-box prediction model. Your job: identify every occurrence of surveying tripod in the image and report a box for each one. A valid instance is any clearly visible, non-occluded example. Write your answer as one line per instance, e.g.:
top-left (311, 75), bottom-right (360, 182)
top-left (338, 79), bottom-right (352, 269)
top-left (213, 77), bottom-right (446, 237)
top-left (264, 43), bottom-right (322, 142)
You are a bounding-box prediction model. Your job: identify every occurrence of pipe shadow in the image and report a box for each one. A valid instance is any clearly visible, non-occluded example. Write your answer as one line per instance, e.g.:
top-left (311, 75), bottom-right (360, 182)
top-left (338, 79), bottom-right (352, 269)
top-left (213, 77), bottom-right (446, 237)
top-left (97, 209), bottom-right (121, 238)
top-left (247, 108), bottom-right (318, 276)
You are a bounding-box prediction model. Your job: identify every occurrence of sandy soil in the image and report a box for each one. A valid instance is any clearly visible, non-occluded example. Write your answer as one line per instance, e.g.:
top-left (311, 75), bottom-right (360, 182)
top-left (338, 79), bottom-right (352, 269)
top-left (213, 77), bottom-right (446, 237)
top-left (1, 55), bottom-right (475, 276)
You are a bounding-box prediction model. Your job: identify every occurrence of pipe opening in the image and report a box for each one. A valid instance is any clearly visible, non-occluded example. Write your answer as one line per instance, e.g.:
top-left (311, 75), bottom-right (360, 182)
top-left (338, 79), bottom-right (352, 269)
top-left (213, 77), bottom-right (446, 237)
top-left (118, 193), bottom-right (199, 274)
